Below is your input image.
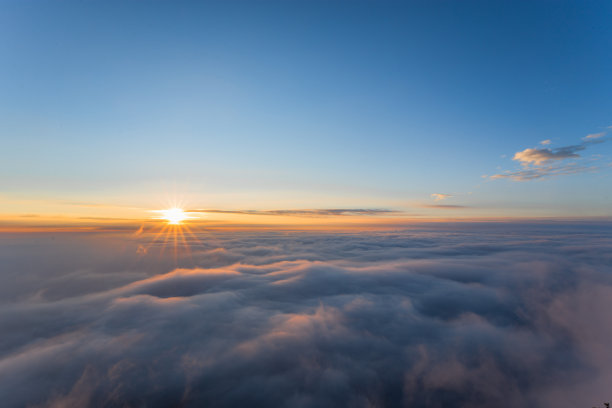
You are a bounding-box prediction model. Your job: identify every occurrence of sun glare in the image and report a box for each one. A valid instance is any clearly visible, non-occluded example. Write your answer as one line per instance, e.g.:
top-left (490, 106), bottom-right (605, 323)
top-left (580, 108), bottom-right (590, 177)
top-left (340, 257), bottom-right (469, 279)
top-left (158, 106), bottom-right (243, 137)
top-left (145, 205), bottom-right (201, 262)
top-left (159, 208), bottom-right (189, 224)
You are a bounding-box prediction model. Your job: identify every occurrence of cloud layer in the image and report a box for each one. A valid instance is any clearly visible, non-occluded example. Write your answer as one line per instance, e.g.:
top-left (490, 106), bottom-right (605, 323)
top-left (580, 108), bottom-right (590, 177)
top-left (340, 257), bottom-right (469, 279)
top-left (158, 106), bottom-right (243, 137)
top-left (1, 224), bottom-right (611, 407)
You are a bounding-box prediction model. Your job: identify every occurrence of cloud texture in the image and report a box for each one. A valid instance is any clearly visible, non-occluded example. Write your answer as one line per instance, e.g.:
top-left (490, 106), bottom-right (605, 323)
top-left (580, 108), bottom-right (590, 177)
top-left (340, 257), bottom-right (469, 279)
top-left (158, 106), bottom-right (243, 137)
top-left (1, 224), bottom-right (611, 407)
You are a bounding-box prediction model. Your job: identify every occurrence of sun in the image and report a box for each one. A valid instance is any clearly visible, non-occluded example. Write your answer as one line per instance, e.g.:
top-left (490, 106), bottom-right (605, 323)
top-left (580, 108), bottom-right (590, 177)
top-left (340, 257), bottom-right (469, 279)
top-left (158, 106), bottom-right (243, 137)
top-left (158, 207), bottom-right (189, 224)
top-left (145, 205), bottom-right (201, 260)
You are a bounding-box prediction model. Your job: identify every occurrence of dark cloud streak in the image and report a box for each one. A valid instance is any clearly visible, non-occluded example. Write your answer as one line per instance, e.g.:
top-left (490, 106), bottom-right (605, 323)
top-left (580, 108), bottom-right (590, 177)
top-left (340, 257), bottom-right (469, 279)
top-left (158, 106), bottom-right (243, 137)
top-left (186, 208), bottom-right (399, 217)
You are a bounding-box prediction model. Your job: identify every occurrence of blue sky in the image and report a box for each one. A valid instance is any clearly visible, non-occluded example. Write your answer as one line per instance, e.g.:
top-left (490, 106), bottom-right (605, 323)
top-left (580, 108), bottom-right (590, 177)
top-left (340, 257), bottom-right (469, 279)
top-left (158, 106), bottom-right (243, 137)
top-left (1, 0), bottom-right (611, 220)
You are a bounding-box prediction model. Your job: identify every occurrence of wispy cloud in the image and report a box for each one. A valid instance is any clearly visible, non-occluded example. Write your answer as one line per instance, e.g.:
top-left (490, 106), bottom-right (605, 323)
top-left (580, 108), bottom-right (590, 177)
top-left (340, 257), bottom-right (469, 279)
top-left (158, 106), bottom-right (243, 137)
top-left (540, 139), bottom-right (552, 145)
top-left (491, 130), bottom-right (609, 181)
top-left (583, 132), bottom-right (605, 141)
top-left (186, 208), bottom-right (398, 217)
top-left (490, 163), bottom-right (602, 181)
top-left (430, 193), bottom-right (452, 201)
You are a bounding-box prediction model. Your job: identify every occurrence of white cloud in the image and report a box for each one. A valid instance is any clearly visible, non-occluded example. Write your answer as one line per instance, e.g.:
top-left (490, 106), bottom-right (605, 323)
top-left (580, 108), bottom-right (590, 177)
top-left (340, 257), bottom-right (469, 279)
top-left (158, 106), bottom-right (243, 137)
top-left (540, 139), bottom-right (552, 145)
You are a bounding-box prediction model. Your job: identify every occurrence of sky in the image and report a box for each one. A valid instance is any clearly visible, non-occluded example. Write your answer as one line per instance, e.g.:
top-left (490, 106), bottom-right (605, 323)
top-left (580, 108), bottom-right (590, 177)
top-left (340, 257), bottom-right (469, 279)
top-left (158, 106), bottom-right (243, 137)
top-left (1, 0), bottom-right (612, 227)
top-left (2, 3), bottom-right (612, 407)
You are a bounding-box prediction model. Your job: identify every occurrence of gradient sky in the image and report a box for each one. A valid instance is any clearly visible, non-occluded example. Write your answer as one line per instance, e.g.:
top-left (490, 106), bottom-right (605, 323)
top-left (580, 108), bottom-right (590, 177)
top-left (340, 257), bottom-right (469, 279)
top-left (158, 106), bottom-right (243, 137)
top-left (1, 0), bottom-right (611, 226)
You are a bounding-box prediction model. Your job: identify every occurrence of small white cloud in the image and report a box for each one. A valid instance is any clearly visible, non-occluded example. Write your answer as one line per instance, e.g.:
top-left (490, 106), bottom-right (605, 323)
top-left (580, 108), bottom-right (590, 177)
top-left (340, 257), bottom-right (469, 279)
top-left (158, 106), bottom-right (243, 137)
top-left (431, 193), bottom-right (452, 201)
top-left (540, 139), bottom-right (552, 145)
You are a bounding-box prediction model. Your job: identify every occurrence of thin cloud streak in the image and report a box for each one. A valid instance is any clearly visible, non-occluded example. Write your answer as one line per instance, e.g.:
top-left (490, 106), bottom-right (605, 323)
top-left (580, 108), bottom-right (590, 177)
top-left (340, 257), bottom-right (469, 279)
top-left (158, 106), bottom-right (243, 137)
top-left (512, 144), bottom-right (586, 166)
top-left (583, 132), bottom-right (605, 141)
top-left (490, 163), bottom-right (603, 181)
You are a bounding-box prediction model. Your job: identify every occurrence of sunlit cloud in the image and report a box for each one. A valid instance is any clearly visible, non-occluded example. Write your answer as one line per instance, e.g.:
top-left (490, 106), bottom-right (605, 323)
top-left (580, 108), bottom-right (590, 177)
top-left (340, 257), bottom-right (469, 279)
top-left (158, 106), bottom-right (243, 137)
top-left (512, 145), bottom-right (585, 166)
top-left (540, 139), bottom-right (552, 145)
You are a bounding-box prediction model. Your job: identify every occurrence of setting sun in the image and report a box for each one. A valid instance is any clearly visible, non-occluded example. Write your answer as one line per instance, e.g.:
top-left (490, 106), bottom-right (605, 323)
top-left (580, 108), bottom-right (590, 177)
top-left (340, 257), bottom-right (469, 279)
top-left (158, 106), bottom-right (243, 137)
top-left (158, 208), bottom-right (189, 224)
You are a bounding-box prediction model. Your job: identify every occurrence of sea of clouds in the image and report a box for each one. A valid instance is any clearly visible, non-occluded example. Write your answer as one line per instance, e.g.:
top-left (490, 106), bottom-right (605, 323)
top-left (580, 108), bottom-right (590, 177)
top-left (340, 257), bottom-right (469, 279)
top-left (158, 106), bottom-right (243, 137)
top-left (1, 223), bottom-right (611, 407)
